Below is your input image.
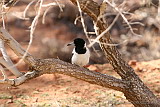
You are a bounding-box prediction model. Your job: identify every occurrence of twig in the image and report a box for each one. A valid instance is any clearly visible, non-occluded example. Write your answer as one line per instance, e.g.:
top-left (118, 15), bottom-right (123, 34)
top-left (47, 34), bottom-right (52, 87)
top-left (105, 0), bottom-right (142, 37)
top-left (19, 0), bottom-right (43, 68)
top-left (156, 0), bottom-right (160, 21)
top-left (0, 64), bottom-right (7, 80)
top-left (2, 0), bottom-right (6, 29)
top-left (42, 6), bottom-right (52, 24)
top-left (11, 12), bottom-right (29, 20)
top-left (42, 1), bottom-right (64, 24)
top-left (55, 0), bottom-right (63, 12)
top-left (23, 0), bottom-right (36, 18)
top-left (89, 13), bottom-right (120, 47)
top-left (42, 2), bottom-right (64, 8)
top-left (74, 16), bottom-right (81, 25)
top-left (129, 22), bottom-right (145, 26)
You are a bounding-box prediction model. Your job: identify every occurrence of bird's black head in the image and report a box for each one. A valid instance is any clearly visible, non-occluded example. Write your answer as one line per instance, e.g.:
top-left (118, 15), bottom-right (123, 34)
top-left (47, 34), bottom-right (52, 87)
top-left (67, 38), bottom-right (87, 54)
top-left (73, 38), bottom-right (85, 48)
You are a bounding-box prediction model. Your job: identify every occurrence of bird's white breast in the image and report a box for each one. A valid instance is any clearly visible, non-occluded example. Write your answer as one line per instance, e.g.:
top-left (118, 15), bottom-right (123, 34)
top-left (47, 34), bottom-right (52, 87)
top-left (71, 48), bottom-right (90, 66)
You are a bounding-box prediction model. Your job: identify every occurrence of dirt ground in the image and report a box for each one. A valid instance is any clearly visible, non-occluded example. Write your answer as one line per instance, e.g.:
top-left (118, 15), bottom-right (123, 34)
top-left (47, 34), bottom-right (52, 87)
top-left (0, 59), bottom-right (160, 107)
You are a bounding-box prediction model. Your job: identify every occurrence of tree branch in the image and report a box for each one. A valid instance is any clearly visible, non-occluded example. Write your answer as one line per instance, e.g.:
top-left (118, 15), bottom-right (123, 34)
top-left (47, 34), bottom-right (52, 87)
top-left (0, 71), bottom-right (39, 86)
top-left (0, 64), bottom-right (7, 80)
top-left (0, 57), bottom-right (22, 77)
top-left (0, 28), bottom-right (128, 92)
top-left (0, 39), bottom-right (22, 77)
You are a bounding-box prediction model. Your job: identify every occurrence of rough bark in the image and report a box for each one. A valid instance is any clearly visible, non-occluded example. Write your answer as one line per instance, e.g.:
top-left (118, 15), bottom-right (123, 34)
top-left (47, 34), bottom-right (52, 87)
top-left (69, 0), bottom-right (160, 106)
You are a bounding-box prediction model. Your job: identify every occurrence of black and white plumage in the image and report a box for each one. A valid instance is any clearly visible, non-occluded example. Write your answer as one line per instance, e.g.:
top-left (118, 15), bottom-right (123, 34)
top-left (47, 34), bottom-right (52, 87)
top-left (67, 38), bottom-right (90, 67)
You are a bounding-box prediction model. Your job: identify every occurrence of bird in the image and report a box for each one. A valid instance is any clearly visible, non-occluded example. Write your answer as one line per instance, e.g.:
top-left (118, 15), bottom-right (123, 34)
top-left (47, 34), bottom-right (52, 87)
top-left (67, 38), bottom-right (90, 67)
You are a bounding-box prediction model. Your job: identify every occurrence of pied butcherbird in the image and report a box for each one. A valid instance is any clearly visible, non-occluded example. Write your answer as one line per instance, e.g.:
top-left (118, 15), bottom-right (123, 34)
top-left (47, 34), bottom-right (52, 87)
top-left (67, 38), bottom-right (90, 67)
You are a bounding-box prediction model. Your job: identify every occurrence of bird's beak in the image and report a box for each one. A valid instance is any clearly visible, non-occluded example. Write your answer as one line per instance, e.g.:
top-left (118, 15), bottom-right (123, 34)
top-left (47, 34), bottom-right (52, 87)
top-left (67, 42), bottom-right (74, 46)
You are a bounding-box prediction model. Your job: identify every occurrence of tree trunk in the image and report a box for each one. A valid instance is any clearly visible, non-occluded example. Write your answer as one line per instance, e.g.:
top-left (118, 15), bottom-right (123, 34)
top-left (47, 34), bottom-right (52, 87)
top-left (69, 0), bottom-right (160, 106)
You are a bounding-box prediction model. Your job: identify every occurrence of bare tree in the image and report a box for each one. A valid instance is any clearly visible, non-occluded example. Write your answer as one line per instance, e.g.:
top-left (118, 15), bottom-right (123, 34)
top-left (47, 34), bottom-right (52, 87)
top-left (0, 0), bottom-right (160, 107)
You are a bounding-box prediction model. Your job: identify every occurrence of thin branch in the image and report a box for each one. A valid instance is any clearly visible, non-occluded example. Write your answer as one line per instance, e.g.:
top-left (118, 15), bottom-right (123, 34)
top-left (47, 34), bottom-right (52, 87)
top-left (76, 0), bottom-right (101, 56)
top-left (23, 0), bottom-right (36, 18)
top-left (42, 2), bottom-right (64, 8)
top-left (0, 64), bottom-right (7, 80)
top-left (2, 0), bottom-right (6, 29)
top-left (0, 57), bottom-right (22, 77)
top-left (0, 78), bottom-right (14, 85)
top-left (17, 0), bottom-right (43, 67)
top-left (0, 39), bottom-right (22, 77)
top-left (55, 0), bottom-right (64, 12)
top-left (42, 2), bottom-right (64, 24)
top-left (104, 0), bottom-right (142, 37)
top-left (0, 71), bottom-right (38, 86)
top-left (89, 13), bottom-right (120, 48)
top-left (0, 28), bottom-right (36, 66)
top-left (11, 12), bottom-right (29, 20)
top-left (156, 0), bottom-right (160, 21)
top-left (129, 22), bottom-right (145, 26)
top-left (42, 6), bottom-right (52, 24)
top-left (74, 16), bottom-right (81, 24)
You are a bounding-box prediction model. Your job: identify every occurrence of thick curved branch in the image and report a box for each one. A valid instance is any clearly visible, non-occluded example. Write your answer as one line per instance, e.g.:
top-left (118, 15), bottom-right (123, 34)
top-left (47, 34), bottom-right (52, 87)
top-left (31, 59), bottom-right (128, 92)
top-left (0, 28), bottom-right (128, 92)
